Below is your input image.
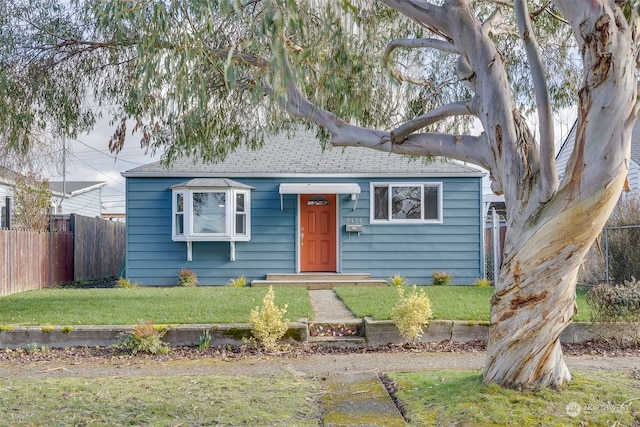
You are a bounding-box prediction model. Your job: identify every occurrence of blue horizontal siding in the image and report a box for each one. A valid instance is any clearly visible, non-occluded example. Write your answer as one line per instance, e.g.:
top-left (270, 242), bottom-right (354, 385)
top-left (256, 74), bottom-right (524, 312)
top-left (126, 175), bottom-right (483, 285)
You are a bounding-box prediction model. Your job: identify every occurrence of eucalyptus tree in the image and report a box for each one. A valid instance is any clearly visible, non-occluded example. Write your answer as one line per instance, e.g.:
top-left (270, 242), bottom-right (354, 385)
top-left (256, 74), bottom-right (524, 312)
top-left (1, 0), bottom-right (639, 388)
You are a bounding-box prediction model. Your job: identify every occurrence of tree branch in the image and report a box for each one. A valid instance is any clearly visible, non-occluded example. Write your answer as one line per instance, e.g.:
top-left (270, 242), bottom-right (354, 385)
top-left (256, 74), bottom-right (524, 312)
top-left (331, 126), bottom-right (492, 171)
top-left (380, 0), bottom-right (451, 37)
top-left (385, 37), bottom-right (459, 85)
top-left (391, 100), bottom-right (476, 143)
top-left (514, 0), bottom-right (557, 199)
top-left (264, 77), bottom-right (492, 170)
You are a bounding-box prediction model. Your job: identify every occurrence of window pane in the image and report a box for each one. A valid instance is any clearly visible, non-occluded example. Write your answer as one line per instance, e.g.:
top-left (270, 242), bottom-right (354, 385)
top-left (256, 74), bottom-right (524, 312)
top-left (392, 186), bottom-right (421, 219)
top-left (176, 193), bottom-right (184, 213)
top-left (235, 213), bottom-right (246, 235)
top-left (236, 192), bottom-right (245, 213)
top-left (175, 213), bottom-right (184, 235)
top-left (193, 192), bottom-right (226, 233)
top-left (424, 186), bottom-right (439, 220)
top-left (373, 186), bottom-right (389, 220)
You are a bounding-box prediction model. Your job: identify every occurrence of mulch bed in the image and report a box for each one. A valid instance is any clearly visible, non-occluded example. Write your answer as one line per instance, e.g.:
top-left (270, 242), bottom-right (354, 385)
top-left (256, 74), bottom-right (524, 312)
top-left (1, 339), bottom-right (639, 365)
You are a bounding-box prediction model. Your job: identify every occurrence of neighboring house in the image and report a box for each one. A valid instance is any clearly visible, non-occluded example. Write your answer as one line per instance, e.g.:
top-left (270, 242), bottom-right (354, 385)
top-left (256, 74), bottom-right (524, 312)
top-left (122, 132), bottom-right (486, 286)
top-left (49, 181), bottom-right (107, 217)
top-left (0, 167), bottom-right (18, 228)
top-left (0, 166), bottom-right (106, 225)
top-left (556, 119), bottom-right (640, 195)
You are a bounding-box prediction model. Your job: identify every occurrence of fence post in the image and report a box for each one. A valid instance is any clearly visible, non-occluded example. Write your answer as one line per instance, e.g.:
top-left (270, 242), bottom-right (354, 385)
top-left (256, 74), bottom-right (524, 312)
top-left (492, 207), bottom-right (500, 287)
top-left (604, 227), bottom-right (610, 284)
top-left (49, 215), bottom-right (53, 289)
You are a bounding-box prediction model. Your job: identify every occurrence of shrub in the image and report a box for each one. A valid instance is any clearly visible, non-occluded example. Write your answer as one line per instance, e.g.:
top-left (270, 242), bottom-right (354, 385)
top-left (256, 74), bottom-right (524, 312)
top-left (199, 330), bottom-right (212, 350)
top-left (391, 285), bottom-right (432, 342)
top-left (26, 343), bottom-right (50, 354)
top-left (227, 276), bottom-right (247, 287)
top-left (177, 268), bottom-right (198, 287)
top-left (387, 274), bottom-right (407, 287)
top-left (115, 321), bottom-right (169, 355)
top-left (472, 277), bottom-right (492, 287)
top-left (432, 271), bottom-right (453, 286)
top-left (586, 278), bottom-right (640, 346)
top-left (249, 286), bottom-right (289, 352)
top-left (115, 277), bottom-right (137, 288)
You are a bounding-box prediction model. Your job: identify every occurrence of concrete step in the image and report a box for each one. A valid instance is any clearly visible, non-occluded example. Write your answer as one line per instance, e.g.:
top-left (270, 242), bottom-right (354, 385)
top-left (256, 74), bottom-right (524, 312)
top-left (265, 273), bottom-right (372, 281)
top-left (309, 336), bottom-right (367, 348)
top-left (252, 277), bottom-right (388, 289)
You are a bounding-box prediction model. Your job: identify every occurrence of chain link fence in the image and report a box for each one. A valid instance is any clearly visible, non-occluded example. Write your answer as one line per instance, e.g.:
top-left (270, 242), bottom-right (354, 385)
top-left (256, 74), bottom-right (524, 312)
top-left (484, 208), bottom-right (506, 285)
top-left (484, 207), bottom-right (640, 287)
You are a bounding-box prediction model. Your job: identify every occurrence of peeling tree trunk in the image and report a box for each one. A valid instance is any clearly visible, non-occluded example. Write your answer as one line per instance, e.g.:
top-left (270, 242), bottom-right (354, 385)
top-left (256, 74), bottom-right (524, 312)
top-left (277, 0), bottom-right (639, 389)
top-left (483, 2), bottom-right (638, 388)
top-left (484, 169), bottom-right (629, 388)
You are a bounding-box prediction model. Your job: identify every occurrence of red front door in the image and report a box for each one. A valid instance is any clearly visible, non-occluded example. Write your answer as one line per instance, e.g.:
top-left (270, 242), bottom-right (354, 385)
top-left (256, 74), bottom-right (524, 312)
top-left (300, 194), bottom-right (337, 272)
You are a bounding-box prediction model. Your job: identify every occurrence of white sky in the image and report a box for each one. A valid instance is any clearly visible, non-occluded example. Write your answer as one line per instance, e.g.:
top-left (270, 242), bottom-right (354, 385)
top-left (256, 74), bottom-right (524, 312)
top-left (48, 118), bottom-right (160, 214)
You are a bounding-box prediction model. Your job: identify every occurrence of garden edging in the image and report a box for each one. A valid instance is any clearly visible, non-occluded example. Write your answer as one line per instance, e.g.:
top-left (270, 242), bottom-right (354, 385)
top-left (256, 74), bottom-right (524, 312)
top-left (0, 320), bottom-right (596, 350)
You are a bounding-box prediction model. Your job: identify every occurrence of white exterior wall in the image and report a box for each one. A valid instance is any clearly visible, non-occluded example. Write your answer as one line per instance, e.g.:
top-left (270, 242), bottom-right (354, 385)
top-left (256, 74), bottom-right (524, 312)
top-left (55, 188), bottom-right (103, 217)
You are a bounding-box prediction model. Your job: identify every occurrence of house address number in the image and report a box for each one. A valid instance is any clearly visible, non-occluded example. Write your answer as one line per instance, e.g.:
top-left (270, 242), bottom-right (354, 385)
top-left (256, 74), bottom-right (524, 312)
top-left (345, 218), bottom-right (363, 224)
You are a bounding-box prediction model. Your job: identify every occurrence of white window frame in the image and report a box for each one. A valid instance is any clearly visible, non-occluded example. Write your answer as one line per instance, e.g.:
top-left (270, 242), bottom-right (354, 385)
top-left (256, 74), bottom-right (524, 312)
top-left (171, 188), bottom-right (251, 242)
top-left (370, 182), bottom-right (443, 224)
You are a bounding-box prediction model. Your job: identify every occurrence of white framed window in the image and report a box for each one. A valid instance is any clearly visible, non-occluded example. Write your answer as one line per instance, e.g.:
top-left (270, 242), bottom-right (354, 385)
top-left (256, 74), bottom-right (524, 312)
top-left (170, 179), bottom-right (252, 242)
top-left (370, 182), bottom-right (442, 224)
top-left (173, 191), bottom-right (185, 236)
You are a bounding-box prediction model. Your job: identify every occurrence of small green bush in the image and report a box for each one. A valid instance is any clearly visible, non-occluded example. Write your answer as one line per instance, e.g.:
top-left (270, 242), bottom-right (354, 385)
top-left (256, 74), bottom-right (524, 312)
top-left (586, 278), bottom-right (640, 346)
top-left (115, 277), bottom-right (137, 288)
top-left (199, 330), bottom-right (212, 350)
top-left (227, 276), bottom-right (247, 287)
top-left (432, 271), bottom-right (453, 286)
top-left (177, 268), bottom-right (198, 287)
top-left (472, 278), bottom-right (492, 287)
top-left (115, 321), bottom-right (169, 355)
top-left (249, 286), bottom-right (289, 352)
top-left (387, 274), bottom-right (407, 287)
top-left (26, 343), bottom-right (50, 354)
top-left (391, 285), bottom-right (432, 342)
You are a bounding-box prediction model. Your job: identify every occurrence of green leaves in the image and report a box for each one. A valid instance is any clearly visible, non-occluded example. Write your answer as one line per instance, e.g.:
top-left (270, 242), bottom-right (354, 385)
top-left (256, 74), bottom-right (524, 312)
top-left (0, 0), bottom-right (586, 166)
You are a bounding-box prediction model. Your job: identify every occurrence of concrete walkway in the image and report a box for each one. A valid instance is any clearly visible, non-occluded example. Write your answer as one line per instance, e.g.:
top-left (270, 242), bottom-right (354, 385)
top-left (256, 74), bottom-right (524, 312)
top-left (308, 289), bottom-right (357, 322)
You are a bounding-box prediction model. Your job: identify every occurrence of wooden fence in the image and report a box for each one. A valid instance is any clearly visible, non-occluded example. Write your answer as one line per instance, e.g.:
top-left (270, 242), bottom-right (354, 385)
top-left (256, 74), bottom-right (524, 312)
top-left (0, 214), bottom-right (125, 296)
top-left (0, 229), bottom-right (73, 296)
top-left (70, 214), bottom-right (125, 282)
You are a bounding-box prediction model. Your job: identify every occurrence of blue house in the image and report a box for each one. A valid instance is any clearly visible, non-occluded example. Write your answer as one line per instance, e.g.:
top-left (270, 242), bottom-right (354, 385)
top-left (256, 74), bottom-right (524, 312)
top-left (122, 132), bottom-right (486, 285)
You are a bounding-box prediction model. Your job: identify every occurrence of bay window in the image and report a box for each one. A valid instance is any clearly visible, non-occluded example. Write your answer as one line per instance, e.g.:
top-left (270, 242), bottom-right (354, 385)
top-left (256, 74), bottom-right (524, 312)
top-left (170, 179), bottom-right (253, 242)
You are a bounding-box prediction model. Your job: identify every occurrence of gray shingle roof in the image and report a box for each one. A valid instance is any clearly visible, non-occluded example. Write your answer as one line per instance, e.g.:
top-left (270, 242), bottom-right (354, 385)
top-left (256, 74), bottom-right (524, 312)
top-left (123, 132), bottom-right (484, 178)
top-left (49, 181), bottom-right (107, 196)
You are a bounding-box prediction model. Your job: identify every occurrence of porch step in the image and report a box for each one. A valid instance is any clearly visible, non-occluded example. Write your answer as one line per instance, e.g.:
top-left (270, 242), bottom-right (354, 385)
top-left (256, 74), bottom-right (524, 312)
top-left (251, 273), bottom-right (388, 289)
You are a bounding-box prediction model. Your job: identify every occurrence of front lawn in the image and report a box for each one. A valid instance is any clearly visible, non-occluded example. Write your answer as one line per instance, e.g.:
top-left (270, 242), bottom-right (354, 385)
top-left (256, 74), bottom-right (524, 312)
top-left (390, 370), bottom-right (640, 425)
top-left (0, 369), bottom-right (636, 426)
top-left (335, 286), bottom-right (592, 322)
top-left (0, 287), bottom-right (314, 325)
top-left (0, 285), bottom-right (592, 325)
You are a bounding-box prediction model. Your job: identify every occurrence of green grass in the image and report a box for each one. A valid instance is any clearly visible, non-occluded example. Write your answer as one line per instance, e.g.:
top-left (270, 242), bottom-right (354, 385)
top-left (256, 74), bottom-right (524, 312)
top-left (0, 369), bottom-right (637, 425)
top-left (390, 370), bottom-right (640, 426)
top-left (0, 287), bottom-right (313, 325)
top-left (0, 375), bottom-right (320, 426)
top-left (335, 286), bottom-right (592, 322)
